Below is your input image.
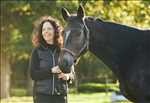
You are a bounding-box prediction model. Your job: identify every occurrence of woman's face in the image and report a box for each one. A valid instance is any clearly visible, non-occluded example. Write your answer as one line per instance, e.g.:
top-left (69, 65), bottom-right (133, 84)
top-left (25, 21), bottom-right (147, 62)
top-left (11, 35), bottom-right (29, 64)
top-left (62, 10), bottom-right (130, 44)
top-left (42, 21), bottom-right (55, 44)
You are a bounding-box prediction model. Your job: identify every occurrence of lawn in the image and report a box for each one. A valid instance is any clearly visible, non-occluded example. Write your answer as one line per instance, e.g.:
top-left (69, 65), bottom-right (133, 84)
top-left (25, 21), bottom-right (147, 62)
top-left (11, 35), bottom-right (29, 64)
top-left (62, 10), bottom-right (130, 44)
top-left (68, 93), bottom-right (111, 103)
top-left (1, 93), bottom-right (131, 103)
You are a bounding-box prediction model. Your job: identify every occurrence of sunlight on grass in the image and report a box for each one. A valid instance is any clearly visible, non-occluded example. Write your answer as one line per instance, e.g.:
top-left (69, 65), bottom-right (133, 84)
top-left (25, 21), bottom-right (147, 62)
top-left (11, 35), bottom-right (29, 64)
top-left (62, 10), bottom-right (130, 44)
top-left (1, 93), bottom-right (131, 103)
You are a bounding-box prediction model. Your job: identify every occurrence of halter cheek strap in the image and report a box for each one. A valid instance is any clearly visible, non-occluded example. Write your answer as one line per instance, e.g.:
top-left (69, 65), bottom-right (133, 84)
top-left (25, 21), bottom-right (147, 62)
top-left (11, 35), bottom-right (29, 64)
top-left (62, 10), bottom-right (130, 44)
top-left (61, 47), bottom-right (76, 57)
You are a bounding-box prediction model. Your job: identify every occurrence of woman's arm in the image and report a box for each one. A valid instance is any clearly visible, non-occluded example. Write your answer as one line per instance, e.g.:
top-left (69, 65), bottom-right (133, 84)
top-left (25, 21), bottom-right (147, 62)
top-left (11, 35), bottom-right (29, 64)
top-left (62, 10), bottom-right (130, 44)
top-left (29, 48), bottom-right (53, 80)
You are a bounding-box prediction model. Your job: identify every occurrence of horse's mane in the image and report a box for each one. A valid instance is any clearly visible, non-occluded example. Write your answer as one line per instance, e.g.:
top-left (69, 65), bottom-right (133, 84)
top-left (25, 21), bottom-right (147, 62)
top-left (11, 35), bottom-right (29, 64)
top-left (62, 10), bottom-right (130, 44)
top-left (85, 16), bottom-right (149, 32)
top-left (85, 16), bottom-right (150, 44)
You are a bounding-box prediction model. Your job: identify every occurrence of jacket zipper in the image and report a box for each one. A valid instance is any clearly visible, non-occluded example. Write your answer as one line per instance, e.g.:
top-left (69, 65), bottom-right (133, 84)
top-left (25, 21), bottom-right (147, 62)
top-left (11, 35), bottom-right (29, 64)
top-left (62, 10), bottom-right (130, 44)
top-left (52, 49), bottom-right (56, 95)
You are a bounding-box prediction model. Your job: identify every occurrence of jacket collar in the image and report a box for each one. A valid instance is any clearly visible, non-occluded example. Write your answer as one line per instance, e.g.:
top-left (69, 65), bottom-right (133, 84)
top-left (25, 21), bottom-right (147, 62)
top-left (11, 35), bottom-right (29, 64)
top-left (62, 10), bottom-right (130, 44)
top-left (39, 43), bottom-right (59, 53)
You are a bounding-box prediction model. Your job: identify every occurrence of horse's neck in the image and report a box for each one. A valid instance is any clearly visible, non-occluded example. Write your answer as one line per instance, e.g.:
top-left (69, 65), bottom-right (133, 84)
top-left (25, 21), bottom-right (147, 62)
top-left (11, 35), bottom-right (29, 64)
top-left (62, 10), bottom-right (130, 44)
top-left (85, 19), bottom-right (118, 75)
top-left (85, 18), bottom-right (139, 77)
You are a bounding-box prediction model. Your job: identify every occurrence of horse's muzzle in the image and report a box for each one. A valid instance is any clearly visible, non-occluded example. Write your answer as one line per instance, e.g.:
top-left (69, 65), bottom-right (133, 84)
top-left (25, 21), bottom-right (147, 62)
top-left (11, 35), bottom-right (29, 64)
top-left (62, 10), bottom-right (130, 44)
top-left (58, 52), bottom-right (74, 73)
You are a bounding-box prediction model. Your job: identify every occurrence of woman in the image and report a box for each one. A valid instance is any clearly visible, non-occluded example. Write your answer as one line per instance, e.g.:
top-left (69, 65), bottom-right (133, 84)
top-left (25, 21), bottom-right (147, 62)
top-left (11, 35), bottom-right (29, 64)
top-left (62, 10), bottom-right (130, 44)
top-left (29, 16), bottom-right (74, 103)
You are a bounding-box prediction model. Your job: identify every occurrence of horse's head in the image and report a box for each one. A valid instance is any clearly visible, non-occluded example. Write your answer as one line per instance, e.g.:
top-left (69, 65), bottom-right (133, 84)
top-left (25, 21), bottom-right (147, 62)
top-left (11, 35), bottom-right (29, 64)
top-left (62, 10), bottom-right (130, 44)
top-left (59, 5), bottom-right (89, 73)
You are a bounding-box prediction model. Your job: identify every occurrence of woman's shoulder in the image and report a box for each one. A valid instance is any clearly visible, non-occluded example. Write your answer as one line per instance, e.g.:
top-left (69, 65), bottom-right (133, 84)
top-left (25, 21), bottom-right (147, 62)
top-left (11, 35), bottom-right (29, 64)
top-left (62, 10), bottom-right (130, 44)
top-left (32, 45), bottom-right (44, 51)
top-left (31, 47), bottom-right (41, 54)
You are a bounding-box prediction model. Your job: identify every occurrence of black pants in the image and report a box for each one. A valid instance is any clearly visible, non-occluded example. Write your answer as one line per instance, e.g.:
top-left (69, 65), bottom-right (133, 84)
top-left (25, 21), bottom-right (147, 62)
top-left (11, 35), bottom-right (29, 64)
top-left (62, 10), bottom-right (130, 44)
top-left (33, 93), bottom-right (68, 103)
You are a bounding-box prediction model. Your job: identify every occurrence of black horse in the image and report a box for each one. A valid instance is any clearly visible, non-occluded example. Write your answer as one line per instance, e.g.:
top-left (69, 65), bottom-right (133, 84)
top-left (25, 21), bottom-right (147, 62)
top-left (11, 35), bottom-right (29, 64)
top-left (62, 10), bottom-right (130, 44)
top-left (58, 5), bottom-right (150, 103)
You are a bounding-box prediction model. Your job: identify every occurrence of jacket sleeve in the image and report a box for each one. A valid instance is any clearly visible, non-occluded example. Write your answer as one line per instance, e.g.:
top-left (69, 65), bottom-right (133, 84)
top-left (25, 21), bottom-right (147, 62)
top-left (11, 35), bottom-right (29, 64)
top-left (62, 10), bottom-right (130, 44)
top-left (29, 48), bottom-right (53, 80)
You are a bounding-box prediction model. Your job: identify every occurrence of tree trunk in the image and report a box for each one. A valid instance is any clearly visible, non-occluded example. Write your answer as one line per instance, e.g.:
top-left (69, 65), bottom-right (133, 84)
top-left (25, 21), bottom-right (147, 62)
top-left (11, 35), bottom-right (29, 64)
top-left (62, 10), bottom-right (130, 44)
top-left (0, 54), bottom-right (11, 99)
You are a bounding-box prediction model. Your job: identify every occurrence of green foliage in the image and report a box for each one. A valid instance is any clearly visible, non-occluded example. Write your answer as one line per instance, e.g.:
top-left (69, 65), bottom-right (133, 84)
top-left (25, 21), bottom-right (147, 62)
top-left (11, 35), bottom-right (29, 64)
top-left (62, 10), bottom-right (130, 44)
top-left (85, 0), bottom-right (150, 28)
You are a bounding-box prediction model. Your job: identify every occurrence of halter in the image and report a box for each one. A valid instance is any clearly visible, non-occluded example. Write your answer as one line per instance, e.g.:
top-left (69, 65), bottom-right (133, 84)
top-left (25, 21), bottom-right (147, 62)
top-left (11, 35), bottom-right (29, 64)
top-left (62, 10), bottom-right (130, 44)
top-left (61, 18), bottom-right (89, 60)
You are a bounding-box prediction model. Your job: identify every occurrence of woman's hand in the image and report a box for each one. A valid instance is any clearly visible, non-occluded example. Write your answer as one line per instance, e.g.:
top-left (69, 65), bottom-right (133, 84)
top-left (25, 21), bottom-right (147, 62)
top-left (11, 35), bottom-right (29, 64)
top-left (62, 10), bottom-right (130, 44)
top-left (51, 66), bottom-right (62, 74)
top-left (58, 73), bottom-right (70, 81)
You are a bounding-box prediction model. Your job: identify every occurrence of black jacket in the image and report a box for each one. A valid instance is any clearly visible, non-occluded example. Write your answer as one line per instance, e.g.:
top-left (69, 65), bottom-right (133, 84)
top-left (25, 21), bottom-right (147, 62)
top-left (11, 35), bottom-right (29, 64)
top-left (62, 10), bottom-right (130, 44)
top-left (29, 44), bottom-right (74, 95)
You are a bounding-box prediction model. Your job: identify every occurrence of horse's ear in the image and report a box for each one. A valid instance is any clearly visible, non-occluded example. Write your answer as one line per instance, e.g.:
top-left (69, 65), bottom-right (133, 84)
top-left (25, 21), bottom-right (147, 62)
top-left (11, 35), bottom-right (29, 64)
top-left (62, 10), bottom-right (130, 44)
top-left (77, 5), bottom-right (84, 18)
top-left (61, 8), bottom-right (70, 21)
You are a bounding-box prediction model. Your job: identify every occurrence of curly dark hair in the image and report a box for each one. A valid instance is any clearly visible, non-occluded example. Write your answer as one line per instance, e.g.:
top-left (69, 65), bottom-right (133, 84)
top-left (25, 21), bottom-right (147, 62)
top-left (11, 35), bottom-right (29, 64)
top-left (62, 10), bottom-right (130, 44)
top-left (32, 16), bottom-right (63, 48)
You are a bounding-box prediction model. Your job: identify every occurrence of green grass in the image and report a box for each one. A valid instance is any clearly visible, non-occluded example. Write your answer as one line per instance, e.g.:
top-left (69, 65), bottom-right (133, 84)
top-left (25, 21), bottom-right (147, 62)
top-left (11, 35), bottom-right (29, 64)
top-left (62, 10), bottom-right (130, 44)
top-left (78, 83), bottom-right (119, 92)
top-left (68, 93), bottom-right (111, 103)
top-left (1, 92), bottom-right (131, 103)
top-left (1, 83), bottom-right (132, 103)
